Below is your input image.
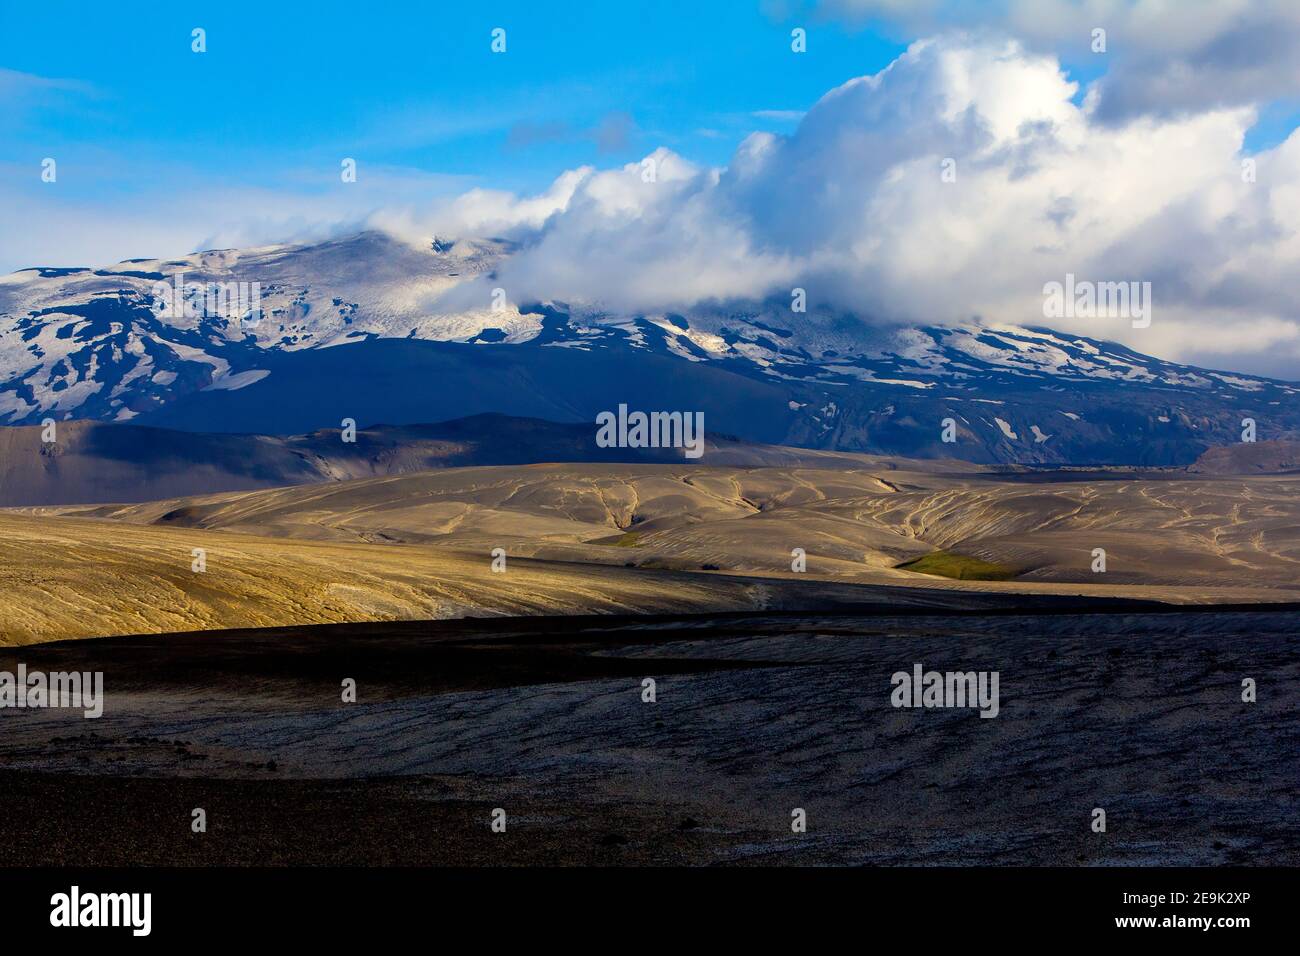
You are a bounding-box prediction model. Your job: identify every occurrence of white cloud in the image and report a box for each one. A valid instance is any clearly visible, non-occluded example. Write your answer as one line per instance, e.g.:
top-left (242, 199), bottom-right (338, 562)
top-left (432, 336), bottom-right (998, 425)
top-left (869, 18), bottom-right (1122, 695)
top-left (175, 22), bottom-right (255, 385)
top-left (808, 0), bottom-right (1300, 120)
top-left (410, 35), bottom-right (1300, 373)
top-left (0, 67), bottom-right (95, 118)
top-left (0, 161), bottom-right (470, 270)
top-left (371, 166), bottom-right (593, 243)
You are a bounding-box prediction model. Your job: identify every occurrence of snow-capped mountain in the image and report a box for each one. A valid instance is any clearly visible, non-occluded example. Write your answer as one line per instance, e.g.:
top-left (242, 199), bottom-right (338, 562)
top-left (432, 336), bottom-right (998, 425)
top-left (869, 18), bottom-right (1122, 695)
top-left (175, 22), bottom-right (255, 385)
top-left (2, 231), bottom-right (1296, 464)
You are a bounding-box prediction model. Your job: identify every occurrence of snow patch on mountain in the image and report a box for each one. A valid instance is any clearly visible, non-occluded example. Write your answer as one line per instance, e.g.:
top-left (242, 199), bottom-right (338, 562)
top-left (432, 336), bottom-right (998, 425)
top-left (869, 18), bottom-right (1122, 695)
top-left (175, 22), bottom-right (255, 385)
top-left (203, 369), bottom-right (270, 392)
top-left (993, 418), bottom-right (1019, 440)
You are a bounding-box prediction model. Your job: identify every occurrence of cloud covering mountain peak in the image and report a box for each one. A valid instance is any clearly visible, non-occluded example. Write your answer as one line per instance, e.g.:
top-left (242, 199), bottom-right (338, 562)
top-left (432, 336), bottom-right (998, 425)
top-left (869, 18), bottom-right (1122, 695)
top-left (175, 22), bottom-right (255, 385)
top-left (381, 35), bottom-right (1297, 376)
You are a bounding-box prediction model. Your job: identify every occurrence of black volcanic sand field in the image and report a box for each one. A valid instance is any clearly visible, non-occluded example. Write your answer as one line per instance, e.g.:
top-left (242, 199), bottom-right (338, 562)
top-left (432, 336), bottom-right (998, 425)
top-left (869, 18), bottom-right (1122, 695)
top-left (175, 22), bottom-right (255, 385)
top-left (0, 604), bottom-right (1296, 866)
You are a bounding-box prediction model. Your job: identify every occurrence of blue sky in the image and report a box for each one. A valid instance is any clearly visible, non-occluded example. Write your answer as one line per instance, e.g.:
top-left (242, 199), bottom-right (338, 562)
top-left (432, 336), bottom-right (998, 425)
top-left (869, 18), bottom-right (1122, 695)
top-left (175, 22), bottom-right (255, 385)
top-left (2, 1), bottom-right (1296, 252)
top-left (4, 0), bottom-right (1293, 194)
top-left (0, 2), bottom-right (907, 198)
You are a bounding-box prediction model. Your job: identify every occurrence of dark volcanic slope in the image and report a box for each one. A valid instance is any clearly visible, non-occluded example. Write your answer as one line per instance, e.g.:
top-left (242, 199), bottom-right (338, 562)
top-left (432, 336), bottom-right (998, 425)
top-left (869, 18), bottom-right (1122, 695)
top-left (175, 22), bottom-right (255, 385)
top-left (130, 333), bottom-right (1300, 466)
top-left (1189, 439), bottom-right (1300, 475)
top-left (0, 413), bottom-right (882, 506)
top-left (1, 607), bottom-right (1294, 865)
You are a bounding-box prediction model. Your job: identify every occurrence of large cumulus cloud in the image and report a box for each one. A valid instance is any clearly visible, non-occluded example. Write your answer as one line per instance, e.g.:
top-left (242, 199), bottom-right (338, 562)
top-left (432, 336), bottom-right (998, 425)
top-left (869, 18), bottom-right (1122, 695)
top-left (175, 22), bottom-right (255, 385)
top-left (403, 36), bottom-right (1300, 374)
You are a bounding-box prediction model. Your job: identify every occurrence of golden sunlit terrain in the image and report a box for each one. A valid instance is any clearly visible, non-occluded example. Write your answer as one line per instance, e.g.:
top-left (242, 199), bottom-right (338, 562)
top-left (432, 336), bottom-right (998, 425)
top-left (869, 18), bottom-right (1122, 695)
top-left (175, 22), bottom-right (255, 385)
top-left (3, 459), bottom-right (1297, 645)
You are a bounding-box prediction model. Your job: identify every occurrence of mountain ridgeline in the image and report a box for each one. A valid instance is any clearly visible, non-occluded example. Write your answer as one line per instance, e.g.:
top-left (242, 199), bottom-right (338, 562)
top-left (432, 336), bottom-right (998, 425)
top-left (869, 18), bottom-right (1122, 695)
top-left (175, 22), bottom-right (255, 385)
top-left (1, 231), bottom-right (1296, 465)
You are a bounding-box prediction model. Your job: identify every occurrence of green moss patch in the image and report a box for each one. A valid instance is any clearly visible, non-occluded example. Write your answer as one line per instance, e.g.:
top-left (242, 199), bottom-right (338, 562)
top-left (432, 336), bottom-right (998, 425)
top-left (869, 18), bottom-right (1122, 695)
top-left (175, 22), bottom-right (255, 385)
top-left (895, 551), bottom-right (1018, 581)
